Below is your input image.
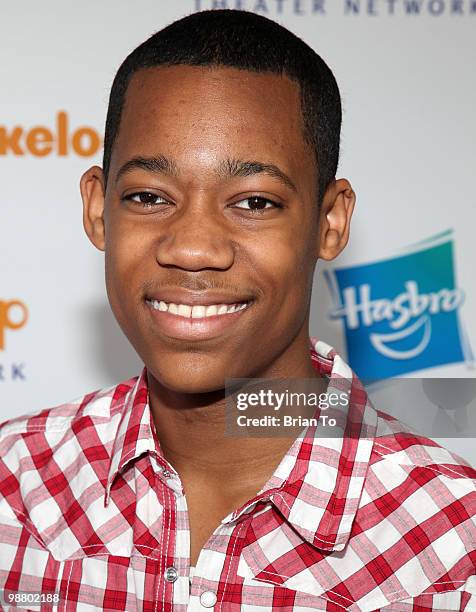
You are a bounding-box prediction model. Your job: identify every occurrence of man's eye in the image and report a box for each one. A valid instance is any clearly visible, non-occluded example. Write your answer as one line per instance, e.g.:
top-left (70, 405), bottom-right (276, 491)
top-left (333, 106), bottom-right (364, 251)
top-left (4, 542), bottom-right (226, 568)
top-left (233, 196), bottom-right (282, 213)
top-left (125, 192), bottom-right (168, 208)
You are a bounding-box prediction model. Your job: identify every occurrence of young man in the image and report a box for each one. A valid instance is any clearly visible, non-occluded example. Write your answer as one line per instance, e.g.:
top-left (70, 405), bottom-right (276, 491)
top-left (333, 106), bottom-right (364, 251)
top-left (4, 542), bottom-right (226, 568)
top-left (0, 9), bottom-right (474, 611)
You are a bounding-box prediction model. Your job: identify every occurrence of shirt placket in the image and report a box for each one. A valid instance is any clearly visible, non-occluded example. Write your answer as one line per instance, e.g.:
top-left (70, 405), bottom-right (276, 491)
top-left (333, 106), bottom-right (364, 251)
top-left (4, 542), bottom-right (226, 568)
top-left (160, 464), bottom-right (191, 611)
top-left (187, 496), bottom-right (273, 610)
top-left (186, 519), bottom-right (249, 612)
top-left (152, 461), bottom-right (254, 611)
top-left (135, 458), bottom-right (182, 612)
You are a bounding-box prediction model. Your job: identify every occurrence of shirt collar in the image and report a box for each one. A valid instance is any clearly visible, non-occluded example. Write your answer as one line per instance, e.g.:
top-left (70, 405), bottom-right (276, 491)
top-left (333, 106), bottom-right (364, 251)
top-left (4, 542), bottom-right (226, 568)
top-left (224, 338), bottom-right (377, 552)
top-left (104, 338), bottom-right (377, 553)
top-left (104, 369), bottom-right (160, 506)
top-left (278, 338), bottom-right (377, 552)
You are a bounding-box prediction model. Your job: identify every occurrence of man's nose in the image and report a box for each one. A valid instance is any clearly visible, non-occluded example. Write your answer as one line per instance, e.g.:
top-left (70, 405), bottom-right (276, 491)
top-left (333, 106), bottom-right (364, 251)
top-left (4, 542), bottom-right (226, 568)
top-left (154, 196), bottom-right (236, 271)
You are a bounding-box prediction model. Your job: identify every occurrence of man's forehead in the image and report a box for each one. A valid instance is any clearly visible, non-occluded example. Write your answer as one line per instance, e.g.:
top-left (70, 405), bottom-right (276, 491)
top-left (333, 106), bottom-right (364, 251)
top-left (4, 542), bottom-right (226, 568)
top-left (110, 64), bottom-right (316, 191)
top-left (122, 64), bottom-right (303, 127)
top-left (118, 65), bottom-right (305, 148)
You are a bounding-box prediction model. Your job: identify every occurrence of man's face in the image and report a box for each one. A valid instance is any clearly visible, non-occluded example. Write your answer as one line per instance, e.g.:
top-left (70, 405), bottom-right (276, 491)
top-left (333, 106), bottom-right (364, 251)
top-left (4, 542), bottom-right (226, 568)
top-left (89, 66), bottom-right (328, 392)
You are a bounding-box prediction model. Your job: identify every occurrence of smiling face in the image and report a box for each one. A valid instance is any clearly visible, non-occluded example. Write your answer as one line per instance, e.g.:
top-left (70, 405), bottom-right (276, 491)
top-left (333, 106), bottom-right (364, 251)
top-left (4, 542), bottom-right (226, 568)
top-left (81, 65), bottom-right (354, 393)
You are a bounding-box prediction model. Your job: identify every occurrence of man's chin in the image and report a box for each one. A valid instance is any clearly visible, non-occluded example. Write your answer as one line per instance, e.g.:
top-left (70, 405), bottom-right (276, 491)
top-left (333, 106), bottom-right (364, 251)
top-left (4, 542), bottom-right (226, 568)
top-left (148, 371), bottom-right (229, 396)
top-left (145, 358), bottom-right (234, 396)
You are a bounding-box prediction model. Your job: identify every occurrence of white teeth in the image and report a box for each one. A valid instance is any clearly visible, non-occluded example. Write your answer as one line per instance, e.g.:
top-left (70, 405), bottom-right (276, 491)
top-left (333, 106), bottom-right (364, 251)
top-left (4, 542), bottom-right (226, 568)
top-left (227, 303), bottom-right (247, 313)
top-left (205, 305), bottom-right (218, 317)
top-left (152, 300), bottom-right (168, 312)
top-left (148, 299), bottom-right (249, 319)
top-left (177, 304), bottom-right (192, 317)
top-left (191, 305), bottom-right (206, 318)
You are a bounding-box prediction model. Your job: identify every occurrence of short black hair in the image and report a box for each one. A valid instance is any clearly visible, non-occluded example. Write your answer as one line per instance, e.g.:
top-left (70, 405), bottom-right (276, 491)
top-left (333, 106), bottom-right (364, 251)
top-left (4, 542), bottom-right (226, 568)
top-left (103, 9), bottom-right (342, 205)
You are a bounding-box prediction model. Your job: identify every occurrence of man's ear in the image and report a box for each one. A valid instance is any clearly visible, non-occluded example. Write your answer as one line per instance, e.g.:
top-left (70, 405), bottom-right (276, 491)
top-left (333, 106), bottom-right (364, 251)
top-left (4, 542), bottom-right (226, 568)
top-left (317, 178), bottom-right (356, 261)
top-left (80, 165), bottom-right (106, 252)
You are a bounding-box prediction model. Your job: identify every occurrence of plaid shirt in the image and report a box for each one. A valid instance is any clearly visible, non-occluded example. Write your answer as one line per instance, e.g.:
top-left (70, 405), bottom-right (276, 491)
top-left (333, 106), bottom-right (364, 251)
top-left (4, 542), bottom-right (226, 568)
top-left (0, 338), bottom-right (475, 611)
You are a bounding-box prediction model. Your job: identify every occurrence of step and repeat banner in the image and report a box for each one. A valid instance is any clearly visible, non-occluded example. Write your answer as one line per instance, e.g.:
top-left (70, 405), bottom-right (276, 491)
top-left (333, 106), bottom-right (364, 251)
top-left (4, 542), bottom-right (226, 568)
top-left (1, 1), bottom-right (475, 462)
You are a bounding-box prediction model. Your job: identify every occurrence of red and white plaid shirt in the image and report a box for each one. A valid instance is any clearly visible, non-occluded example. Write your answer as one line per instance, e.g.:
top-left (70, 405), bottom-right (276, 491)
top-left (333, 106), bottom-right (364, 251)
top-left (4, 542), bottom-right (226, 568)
top-left (0, 338), bottom-right (475, 611)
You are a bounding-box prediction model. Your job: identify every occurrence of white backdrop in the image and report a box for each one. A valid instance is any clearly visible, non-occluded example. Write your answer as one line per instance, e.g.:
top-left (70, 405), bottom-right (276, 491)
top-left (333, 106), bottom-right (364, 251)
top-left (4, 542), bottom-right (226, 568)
top-left (1, 1), bottom-right (475, 462)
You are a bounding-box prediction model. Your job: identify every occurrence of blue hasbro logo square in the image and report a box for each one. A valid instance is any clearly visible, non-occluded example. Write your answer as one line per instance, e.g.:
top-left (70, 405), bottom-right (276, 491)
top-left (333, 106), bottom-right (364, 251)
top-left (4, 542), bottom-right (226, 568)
top-left (325, 231), bottom-right (472, 379)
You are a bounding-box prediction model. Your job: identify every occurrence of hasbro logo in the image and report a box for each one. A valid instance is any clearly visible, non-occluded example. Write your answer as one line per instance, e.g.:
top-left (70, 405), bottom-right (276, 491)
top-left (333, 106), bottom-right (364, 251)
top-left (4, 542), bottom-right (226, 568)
top-left (325, 230), bottom-right (473, 378)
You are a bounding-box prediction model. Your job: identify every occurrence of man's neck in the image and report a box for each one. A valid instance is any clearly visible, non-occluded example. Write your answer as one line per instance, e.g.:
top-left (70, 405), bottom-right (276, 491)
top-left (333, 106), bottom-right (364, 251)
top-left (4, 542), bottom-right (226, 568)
top-left (147, 342), bottom-right (324, 491)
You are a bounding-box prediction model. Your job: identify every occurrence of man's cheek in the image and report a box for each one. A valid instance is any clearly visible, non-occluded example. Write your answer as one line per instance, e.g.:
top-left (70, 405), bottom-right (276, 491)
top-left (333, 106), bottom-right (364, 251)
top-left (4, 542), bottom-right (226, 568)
top-left (268, 245), bottom-right (304, 286)
top-left (248, 237), bottom-right (292, 272)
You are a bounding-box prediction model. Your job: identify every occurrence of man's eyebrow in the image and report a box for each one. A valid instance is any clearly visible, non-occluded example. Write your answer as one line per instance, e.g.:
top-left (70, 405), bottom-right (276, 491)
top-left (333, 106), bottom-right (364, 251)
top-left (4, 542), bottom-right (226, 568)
top-left (116, 156), bottom-right (178, 181)
top-left (219, 158), bottom-right (297, 193)
top-left (115, 155), bottom-right (297, 193)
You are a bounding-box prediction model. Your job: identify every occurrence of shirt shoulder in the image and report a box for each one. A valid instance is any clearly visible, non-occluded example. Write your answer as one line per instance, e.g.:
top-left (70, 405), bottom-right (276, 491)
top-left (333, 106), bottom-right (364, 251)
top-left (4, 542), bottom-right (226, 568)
top-left (0, 375), bottom-right (138, 439)
top-left (359, 409), bottom-right (475, 566)
top-left (0, 375), bottom-right (139, 530)
top-left (370, 407), bottom-right (476, 483)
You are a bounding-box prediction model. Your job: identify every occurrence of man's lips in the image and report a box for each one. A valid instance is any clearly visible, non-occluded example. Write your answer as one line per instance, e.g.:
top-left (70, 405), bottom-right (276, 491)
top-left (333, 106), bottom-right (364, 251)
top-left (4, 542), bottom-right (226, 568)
top-left (142, 289), bottom-right (256, 340)
top-left (144, 288), bottom-right (255, 307)
top-left (143, 297), bottom-right (253, 340)
top-left (145, 298), bottom-right (249, 318)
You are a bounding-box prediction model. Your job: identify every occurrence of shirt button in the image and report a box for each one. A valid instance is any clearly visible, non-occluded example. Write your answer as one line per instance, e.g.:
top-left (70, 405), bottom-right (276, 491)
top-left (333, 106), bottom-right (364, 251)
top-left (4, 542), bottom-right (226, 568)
top-left (164, 566), bottom-right (178, 583)
top-left (200, 590), bottom-right (217, 607)
top-left (161, 468), bottom-right (171, 478)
